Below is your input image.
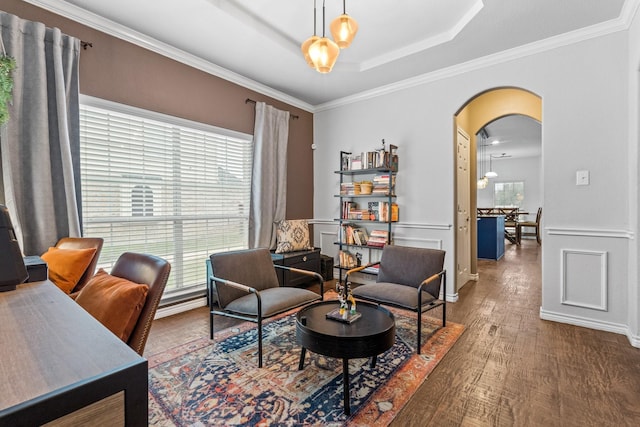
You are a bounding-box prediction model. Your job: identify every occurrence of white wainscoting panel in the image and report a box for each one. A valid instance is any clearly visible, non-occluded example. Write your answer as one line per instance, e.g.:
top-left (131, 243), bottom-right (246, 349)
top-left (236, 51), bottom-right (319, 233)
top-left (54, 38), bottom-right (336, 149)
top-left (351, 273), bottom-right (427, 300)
top-left (561, 249), bottom-right (608, 311)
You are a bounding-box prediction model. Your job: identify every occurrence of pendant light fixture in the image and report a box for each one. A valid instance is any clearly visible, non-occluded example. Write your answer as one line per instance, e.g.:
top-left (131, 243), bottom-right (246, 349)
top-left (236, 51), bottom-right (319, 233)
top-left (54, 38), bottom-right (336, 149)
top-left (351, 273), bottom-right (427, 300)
top-left (301, 0), bottom-right (357, 73)
top-left (309, 0), bottom-right (340, 73)
top-left (485, 154), bottom-right (498, 178)
top-left (300, 0), bottom-right (320, 68)
top-left (477, 135), bottom-right (488, 189)
top-left (330, 0), bottom-right (358, 49)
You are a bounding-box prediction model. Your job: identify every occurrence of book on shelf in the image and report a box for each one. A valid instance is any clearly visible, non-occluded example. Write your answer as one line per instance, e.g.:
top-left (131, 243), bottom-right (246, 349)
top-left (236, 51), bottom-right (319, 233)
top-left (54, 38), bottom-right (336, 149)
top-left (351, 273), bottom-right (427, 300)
top-left (340, 145), bottom-right (398, 171)
top-left (342, 201), bottom-right (370, 220)
top-left (367, 202), bottom-right (399, 222)
top-left (340, 223), bottom-right (369, 246)
top-left (367, 229), bottom-right (390, 248)
top-left (339, 250), bottom-right (358, 268)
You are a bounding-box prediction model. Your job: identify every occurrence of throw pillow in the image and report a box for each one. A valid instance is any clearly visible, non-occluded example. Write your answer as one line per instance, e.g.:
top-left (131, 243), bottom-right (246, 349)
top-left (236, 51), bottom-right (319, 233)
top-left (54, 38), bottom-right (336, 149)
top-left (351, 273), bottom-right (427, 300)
top-left (75, 269), bottom-right (149, 342)
top-left (275, 219), bottom-right (312, 254)
top-left (41, 246), bottom-right (97, 294)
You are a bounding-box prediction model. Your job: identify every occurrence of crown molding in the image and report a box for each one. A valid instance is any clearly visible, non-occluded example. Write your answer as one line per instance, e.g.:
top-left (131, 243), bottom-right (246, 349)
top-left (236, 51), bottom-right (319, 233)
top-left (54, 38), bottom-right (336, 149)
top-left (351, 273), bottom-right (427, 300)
top-left (315, 0), bottom-right (640, 112)
top-left (21, 0), bottom-right (315, 113)
top-left (20, 0), bottom-right (640, 113)
top-left (360, 0), bottom-right (484, 72)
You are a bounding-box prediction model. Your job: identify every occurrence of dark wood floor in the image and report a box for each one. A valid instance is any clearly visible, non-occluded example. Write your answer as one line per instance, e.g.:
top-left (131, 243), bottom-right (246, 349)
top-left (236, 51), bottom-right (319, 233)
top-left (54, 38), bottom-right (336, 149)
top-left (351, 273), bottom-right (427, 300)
top-left (145, 241), bottom-right (640, 426)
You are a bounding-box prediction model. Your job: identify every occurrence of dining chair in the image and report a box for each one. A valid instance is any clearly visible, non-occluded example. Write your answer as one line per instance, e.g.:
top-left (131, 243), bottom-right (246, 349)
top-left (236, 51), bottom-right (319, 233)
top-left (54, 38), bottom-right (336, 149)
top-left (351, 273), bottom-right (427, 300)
top-left (516, 207), bottom-right (542, 244)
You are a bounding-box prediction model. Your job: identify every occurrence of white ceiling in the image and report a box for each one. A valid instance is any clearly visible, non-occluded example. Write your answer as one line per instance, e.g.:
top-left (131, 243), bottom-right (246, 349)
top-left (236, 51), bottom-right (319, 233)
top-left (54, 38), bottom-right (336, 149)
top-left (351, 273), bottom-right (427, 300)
top-left (480, 115), bottom-right (542, 160)
top-left (26, 0), bottom-right (631, 110)
top-left (22, 0), bottom-right (634, 156)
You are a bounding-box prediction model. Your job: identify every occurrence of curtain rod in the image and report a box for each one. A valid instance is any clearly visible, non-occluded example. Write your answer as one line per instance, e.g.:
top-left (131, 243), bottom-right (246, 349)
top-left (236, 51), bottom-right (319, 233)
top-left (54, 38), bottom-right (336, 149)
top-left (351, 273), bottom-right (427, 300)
top-left (80, 41), bottom-right (93, 50)
top-left (245, 98), bottom-right (299, 119)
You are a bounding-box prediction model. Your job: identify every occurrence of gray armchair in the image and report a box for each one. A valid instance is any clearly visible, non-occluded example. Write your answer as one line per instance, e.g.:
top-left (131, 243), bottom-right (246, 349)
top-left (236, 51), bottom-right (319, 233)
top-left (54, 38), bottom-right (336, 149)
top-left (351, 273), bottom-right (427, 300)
top-left (209, 248), bottom-right (323, 368)
top-left (346, 245), bottom-right (446, 353)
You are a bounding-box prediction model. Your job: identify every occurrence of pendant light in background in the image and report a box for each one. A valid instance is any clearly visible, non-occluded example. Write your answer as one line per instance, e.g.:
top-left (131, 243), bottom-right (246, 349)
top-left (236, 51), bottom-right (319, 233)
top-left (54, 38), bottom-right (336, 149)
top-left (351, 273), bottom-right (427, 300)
top-left (330, 0), bottom-right (358, 48)
top-left (485, 154), bottom-right (498, 178)
top-left (477, 134), bottom-right (489, 189)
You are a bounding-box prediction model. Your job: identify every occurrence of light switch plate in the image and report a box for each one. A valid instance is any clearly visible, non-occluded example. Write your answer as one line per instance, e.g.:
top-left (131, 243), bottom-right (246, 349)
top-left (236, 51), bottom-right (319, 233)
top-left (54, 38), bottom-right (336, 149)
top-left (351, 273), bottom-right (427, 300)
top-left (576, 170), bottom-right (589, 186)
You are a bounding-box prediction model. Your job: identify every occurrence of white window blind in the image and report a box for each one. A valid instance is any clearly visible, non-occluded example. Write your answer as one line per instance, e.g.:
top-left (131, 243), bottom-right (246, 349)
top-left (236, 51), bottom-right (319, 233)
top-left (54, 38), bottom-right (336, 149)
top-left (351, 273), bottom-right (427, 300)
top-left (79, 98), bottom-right (252, 299)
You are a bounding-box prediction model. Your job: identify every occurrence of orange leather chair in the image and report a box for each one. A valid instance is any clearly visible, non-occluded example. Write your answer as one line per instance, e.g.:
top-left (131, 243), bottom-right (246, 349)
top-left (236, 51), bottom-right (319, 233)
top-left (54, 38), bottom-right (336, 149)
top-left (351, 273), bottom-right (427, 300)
top-left (110, 252), bottom-right (171, 356)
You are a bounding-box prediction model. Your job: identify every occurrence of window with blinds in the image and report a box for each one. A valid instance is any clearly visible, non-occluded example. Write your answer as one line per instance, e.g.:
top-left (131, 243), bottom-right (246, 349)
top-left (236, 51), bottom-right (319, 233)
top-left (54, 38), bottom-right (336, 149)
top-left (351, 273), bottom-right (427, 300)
top-left (79, 98), bottom-right (252, 300)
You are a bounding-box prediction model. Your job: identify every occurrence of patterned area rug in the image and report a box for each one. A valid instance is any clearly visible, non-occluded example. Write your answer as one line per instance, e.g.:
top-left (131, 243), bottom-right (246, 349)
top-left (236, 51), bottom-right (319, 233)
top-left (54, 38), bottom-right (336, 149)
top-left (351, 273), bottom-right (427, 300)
top-left (148, 306), bottom-right (464, 426)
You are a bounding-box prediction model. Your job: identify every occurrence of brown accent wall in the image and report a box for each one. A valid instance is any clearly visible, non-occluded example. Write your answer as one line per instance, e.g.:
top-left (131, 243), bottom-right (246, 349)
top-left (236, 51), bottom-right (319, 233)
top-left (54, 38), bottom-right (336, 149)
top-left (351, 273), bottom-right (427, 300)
top-left (2, 0), bottom-right (314, 220)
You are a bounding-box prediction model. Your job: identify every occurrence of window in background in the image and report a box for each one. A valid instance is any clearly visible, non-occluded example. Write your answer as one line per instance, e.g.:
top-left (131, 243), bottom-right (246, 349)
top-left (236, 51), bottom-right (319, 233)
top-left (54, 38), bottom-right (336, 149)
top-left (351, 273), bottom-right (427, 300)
top-left (79, 97), bottom-right (252, 300)
top-left (494, 181), bottom-right (525, 208)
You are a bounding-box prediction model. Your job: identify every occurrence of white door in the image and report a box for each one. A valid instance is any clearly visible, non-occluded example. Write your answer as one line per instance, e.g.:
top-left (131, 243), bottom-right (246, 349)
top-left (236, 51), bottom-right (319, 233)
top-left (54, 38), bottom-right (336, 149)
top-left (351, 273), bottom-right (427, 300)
top-left (456, 128), bottom-right (471, 288)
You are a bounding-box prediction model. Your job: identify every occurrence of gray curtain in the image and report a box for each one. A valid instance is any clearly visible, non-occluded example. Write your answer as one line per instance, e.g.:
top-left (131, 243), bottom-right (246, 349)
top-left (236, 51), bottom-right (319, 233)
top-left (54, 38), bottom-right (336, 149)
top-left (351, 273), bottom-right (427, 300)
top-left (249, 102), bottom-right (290, 249)
top-left (0, 11), bottom-right (81, 255)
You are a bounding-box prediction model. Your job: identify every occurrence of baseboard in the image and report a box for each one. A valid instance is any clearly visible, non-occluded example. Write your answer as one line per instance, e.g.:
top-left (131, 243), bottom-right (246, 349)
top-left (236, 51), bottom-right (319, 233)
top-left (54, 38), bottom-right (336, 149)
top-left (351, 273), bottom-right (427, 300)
top-left (539, 308), bottom-right (639, 348)
top-left (155, 296), bottom-right (207, 319)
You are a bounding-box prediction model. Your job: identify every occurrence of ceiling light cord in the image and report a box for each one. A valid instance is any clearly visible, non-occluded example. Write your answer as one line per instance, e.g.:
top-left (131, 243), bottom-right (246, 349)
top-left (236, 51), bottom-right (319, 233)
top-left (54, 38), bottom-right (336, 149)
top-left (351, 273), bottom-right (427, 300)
top-left (313, 0), bottom-right (317, 36)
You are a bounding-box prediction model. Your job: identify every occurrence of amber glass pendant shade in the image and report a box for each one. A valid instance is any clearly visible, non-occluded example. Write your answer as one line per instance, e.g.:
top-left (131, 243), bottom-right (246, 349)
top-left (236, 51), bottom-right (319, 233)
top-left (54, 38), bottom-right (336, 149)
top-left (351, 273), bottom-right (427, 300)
top-left (301, 35), bottom-right (321, 68)
top-left (330, 14), bottom-right (358, 48)
top-left (310, 37), bottom-right (340, 73)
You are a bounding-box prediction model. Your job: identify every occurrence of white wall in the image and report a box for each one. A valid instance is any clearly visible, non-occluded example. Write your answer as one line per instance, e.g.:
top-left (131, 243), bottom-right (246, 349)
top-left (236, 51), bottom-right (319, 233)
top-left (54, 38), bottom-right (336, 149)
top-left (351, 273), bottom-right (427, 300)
top-left (313, 29), bottom-right (639, 346)
top-left (627, 2), bottom-right (640, 346)
top-left (476, 156), bottom-right (542, 217)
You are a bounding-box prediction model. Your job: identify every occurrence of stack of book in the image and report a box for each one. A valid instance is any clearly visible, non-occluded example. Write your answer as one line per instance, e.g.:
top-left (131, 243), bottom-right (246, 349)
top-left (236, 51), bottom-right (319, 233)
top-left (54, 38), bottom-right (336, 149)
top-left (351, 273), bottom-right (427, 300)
top-left (372, 174), bottom-right (396, 195)
top-left (367, 229), bottom-right (390, 248)
top-left (340, 182), bottom-right (356, 195)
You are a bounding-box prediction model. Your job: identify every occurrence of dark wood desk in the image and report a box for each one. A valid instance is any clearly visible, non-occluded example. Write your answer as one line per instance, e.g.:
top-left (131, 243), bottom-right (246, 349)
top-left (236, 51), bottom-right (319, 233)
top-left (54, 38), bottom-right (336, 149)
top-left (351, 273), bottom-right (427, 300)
top-left (0, 280), bottom-right (148, 426)
top-left (296, 300), bottom-right (395, 415)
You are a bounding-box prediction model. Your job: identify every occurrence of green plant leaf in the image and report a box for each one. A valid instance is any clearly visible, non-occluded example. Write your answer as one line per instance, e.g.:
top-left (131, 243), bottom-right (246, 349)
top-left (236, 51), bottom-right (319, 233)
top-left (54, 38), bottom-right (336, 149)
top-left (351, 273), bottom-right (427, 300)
top-left (0, 54), bottom-right (17, 125)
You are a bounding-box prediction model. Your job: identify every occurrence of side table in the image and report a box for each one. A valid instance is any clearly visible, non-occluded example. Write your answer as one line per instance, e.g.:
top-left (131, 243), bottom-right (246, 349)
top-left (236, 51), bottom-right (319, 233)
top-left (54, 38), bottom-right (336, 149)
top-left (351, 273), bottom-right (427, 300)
top-left (296, 300), bottom-right (395, 415)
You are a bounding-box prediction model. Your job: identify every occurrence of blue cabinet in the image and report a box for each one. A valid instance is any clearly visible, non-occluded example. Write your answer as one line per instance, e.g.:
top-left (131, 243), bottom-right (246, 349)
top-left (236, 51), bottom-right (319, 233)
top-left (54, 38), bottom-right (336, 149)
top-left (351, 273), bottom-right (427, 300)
top-left (477, 215), bottom-right (505, 260)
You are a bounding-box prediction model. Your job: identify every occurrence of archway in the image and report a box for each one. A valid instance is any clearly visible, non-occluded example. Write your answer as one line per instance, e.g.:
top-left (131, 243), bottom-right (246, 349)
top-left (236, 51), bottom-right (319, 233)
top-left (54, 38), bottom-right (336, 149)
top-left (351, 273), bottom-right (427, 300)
top-left (453, 87), bottom-right (542, 293)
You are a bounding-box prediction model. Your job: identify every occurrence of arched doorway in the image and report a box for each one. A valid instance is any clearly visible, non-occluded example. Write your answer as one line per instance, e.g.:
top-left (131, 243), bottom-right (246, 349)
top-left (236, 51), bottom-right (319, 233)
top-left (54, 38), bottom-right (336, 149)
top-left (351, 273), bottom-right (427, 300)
top-left (453, 87), bottom-right (542, 293)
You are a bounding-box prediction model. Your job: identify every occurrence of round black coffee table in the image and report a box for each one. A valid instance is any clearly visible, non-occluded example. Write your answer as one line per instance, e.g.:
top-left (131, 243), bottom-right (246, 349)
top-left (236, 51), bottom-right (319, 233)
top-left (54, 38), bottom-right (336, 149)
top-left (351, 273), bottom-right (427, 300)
top-left (296, 300), bottom-right (395, 415)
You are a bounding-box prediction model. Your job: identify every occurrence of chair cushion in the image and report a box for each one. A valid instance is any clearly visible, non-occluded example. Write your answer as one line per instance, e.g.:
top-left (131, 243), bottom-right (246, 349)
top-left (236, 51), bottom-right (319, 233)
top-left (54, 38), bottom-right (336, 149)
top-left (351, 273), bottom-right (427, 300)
top-left (224, 287), bottom-right (320, 317)
top-left (210, 248), bottom-right (280, 308)
top-left (41, 246), bottom-right (97, 294)
top-left (353, 282), bottom-right (435, 311)
top-left (75, 269), bottom-right (149, 341)
top-left (274, 219), bottom-right (312, 254)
